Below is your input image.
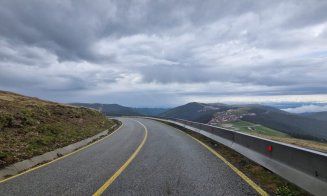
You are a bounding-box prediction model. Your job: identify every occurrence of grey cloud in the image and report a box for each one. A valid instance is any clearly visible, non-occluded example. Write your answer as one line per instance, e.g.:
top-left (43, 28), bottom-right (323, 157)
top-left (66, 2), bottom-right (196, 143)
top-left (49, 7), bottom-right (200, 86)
top-left (0, 0), bottom-right (270, 62)
top-left (283, 104), bottom-right (327, 113)
top-left (0, 0), bottom-right (327, 106)
top-left (0, 0), bottom-right (108, 61)
top-left (282, 1), bottom-right (327, 28)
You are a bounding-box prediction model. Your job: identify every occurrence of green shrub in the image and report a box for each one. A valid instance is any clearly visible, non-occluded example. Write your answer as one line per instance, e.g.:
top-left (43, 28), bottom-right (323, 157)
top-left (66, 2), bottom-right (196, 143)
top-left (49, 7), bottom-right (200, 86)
top-left (38, 124), bottom-right (63, 135)
top-left (276, 185), bottom-right (293, 196)
top-left (0, 152), bottom-right (7, 159)
top-left (0, 113), bottom-right (13, 130)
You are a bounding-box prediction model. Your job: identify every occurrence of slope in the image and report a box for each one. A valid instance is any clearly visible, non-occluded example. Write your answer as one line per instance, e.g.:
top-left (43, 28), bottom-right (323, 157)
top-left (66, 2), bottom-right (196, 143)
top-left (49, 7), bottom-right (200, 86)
top-left (301, 111), bottom-right (327, 122)
top-left (0, 90), bottom-right (116, 168)
top-left (234, 105), bottom-right (327, 141)
top-left (160, 103), bottom-right (327, 141)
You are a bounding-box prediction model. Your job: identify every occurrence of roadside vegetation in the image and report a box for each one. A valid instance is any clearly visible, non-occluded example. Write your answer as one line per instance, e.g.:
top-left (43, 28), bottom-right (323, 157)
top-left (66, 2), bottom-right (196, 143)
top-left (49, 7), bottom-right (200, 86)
top-left (0, 91), bottom-right (118, 168)
top-left (159, 120), bottom-right (310, 196)
top-left (217, 120), bottom-right (327, 152)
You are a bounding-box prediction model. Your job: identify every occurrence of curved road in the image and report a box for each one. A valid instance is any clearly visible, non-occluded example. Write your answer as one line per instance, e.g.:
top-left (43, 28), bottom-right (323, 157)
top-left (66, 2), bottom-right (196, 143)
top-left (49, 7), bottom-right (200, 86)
top-left (0, 118), bottom-right (260, 195)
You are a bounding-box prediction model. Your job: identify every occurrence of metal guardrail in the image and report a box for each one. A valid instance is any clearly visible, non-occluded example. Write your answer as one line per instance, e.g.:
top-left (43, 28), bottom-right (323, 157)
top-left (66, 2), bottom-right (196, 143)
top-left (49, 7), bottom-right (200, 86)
top-left (146, 117), bottom-right (327, 196)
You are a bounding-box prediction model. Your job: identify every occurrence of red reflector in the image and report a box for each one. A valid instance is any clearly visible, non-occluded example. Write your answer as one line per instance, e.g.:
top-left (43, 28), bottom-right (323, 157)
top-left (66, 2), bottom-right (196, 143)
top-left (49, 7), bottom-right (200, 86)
top-left (267, 145), bottom-right (273, 152)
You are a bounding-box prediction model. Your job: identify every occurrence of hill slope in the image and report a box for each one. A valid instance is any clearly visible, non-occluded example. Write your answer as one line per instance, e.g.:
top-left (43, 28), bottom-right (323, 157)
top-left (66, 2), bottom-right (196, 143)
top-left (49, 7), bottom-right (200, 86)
top-left (160, 103), bottom-right (327, 141)
top-left (0, 91), bottom-right (116, 168)
top-left (241, 105), bottom-right (327, 141)
top-left (301, 111), bottom-right (327, 122)
top-left (159, 102), bottom-right (232, 123)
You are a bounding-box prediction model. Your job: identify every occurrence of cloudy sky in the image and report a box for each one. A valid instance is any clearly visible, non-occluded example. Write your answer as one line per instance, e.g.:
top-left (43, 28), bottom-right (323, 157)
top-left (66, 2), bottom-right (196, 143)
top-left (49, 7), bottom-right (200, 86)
top-left (1, 0), bottom-right (327, 107)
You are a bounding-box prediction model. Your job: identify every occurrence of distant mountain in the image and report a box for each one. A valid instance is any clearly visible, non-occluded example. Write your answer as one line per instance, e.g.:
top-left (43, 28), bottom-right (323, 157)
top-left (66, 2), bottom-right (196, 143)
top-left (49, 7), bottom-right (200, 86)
top-left (160, 102), bottom-right (327, 141)
top-left (159, 102), bottom-right (233, 123)
top-left (301, 111), bottom-right (327, 122)
top-left (134, 108), bottom-right (169, 116)
top-left (71, 102), bottom-right (327, 141)
top-left (71, 103), bottom-right (141, 116)
top-left (71, 103), bottom-right (169, 117)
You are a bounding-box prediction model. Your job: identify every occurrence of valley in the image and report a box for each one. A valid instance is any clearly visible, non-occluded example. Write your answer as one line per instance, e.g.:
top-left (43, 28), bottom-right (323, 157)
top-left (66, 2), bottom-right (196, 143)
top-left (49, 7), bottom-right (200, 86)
top-left (71, 101), bottom-right (327, 152)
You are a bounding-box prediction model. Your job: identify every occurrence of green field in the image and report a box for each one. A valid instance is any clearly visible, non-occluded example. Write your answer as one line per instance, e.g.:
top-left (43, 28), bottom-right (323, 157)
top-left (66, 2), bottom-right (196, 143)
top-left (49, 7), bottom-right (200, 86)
top-left (220, 120), bottom-right (289, 137)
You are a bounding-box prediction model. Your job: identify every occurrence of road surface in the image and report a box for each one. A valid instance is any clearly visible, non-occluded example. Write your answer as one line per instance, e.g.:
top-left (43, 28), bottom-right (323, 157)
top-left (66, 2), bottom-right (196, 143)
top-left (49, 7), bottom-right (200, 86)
top-left (0, 117), bottom-right (261, 195)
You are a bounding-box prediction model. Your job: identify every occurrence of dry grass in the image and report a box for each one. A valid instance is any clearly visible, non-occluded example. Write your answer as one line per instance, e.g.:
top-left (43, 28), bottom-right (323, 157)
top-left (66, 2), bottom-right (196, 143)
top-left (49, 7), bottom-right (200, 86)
top-left (222, 121), bottom-right (327, 153)
top-left (249, 133), bottom-right (327, 153)
top-left (0, 90), bottom-right (117, 168)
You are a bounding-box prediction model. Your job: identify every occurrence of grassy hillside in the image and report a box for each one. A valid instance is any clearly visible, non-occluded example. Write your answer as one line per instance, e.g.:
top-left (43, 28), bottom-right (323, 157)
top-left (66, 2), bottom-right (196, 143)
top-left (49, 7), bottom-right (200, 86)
top-left (222, 120), bottom-right (289, 137)
top-left (242, 105), bottom-right (327, 141)
top-left (0, 91), bottom-right (117, 168)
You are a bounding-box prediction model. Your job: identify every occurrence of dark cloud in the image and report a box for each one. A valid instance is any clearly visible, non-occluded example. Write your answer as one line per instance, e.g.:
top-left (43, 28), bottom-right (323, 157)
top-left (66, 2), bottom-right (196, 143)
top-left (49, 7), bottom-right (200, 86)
top-left (0, 0), bottom-right (327, 106)
top-left (0, 0), bottom-right (268, 61)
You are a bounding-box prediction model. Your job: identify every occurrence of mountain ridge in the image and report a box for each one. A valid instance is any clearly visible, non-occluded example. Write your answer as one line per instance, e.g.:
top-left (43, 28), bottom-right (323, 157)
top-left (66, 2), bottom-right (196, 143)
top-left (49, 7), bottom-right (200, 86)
top-left (159, 102), bottom-right (327, 141)
top-left (71, 101), bottom-right (327, 141)
top-left (71, 103), bottom-right (169, 117)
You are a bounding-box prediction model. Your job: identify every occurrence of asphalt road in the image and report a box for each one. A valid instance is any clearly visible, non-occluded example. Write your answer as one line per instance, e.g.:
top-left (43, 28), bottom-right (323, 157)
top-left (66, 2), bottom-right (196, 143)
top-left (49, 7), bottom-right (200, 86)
top-left (0, 118), bottom-right (259, 195)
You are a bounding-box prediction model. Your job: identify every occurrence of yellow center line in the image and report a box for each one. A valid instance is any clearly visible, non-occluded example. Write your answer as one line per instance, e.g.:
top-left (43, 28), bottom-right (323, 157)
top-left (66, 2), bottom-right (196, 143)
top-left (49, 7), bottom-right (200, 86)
top-left (92, 119), bottom-right (148, 196)
top-left (0, 123), bottom-right (123, 184)
top-left (173, 127), bottom-right (269, 196)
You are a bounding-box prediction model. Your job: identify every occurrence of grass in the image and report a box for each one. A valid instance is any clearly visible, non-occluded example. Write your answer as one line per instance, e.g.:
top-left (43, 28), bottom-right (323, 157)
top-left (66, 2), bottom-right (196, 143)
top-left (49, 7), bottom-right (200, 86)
top-left (225, 121), bottom-right (289, 137)
top-left (159, 120), bottom-right (310, 196)
top-left (261, 136), bottom-right (327, 153)
top-left (0, 90), bottom-right (119, 168)
top-left (217, 120), bottom-right (327, 153)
